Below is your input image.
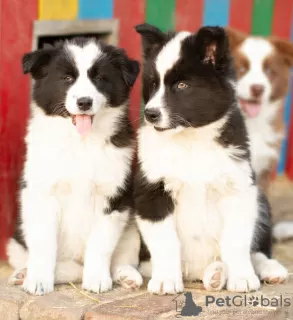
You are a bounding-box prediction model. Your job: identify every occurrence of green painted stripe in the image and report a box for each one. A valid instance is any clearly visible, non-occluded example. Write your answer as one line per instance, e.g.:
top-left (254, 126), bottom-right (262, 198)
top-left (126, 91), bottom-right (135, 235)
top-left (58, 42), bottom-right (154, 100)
top-left (146, 0), bottom-right (176, 32)
top-left (251, 0), bottom-right (275, 36)
top-left (141, 0), bottom-right (176, 119)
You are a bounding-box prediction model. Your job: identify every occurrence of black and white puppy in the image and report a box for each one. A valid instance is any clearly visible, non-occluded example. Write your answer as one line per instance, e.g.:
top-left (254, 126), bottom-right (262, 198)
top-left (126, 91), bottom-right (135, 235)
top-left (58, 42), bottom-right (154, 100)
top-left (134, 24), bottom-right (288, 294)
top-left (7, 38), bottom-right (143, 295)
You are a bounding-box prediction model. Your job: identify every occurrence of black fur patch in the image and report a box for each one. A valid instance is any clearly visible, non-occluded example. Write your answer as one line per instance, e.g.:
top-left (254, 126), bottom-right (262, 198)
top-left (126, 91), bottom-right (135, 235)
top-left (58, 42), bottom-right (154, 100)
top-left (216, 106), bottom-right (250, 161)
top-left (251, 190), bottom-right (272, 258)
top-left (105, 173), bottom-right (134, 214)
top-left (138, 25), bottom-right (237, 129)
top-left (134, 166), bottom-right (175, 222)
top-left (12, 217), bottom-right (27, 249)
top-left (135, 24), bottom-right (272, 262)
top-left (19, 178), bottom-right (27, 190)
top-left (23, 37), bottom-right (140, 117)
top-left (135, 24), bottom-right (176, 60)
top-left (139, 237), bottom-right (151, 261)
top-left (109, 111), bottom-right (134, 148)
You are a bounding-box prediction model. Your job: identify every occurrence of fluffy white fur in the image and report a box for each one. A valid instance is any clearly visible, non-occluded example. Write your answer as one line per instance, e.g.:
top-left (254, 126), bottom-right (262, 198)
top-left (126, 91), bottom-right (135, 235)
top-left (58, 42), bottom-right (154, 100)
top-left (251, 252), bottom-right (288, 283)
top-left (137, 122), bottom-right (260, 293)
top-left (8, 104), bottom-right (142, 295)
top-left (8, 42), bottom-right (143, 295)
top-left (273, 221), bottom-right (293, 241)
top-left (65, 43), bottom-right (107, 115)
top-left (137, 32), bottom-right (287, 294)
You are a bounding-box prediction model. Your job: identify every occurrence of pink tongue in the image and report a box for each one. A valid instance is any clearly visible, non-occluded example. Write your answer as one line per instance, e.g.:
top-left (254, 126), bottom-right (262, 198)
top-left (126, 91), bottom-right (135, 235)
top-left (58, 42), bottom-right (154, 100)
top-left (75, 115), bottom-right (92, 136)
top-left (242, 102), bottom-right (261, 117)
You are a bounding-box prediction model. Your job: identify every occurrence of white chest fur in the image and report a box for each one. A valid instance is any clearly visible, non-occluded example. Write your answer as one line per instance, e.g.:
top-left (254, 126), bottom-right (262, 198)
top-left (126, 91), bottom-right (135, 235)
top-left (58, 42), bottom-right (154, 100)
top-left (245, 100), bottom-right (284, 175)
top-left (138, 124), bottom-right (252, 279)
top-left (23, 106), bottom-right (133, 261)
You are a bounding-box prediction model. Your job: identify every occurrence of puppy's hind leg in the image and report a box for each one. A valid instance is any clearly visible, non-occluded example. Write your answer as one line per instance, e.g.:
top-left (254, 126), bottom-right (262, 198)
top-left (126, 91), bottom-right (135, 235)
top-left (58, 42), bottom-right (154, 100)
top-left (7, 237), bottom-right (83, 286)
top-left (112, 218), bottom-right (143, 290)
top-left (7, 238), bottom-right (28, 286)
top-left (251, 191), bottom-right (288, 284)
top-left (251, 252), bottom-right (288, 284)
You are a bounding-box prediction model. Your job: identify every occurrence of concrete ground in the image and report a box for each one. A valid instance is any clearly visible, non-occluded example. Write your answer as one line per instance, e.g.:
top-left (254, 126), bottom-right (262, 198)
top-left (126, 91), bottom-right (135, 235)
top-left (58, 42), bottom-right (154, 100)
top-left (0, 176), bottom-right (292, 320)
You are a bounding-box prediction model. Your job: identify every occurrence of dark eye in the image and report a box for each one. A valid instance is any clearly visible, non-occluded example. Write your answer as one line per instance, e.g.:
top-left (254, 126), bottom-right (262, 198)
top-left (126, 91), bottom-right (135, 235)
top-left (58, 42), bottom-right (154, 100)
top-left (177, 82), bottom-right (188, 90)
top-left (95, 75), bottom-right (103, 81)
top-left (150, 81), bottom-right (156, 89)
top-left (64, 75), bottom-right (74, 83)
top-left (149, 81), bottom-right (157, 91)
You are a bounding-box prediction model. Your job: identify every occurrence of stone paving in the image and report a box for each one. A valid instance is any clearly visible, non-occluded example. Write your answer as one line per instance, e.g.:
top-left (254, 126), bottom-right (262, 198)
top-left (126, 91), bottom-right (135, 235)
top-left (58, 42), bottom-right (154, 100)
top-left (0, 237), bottom-right (292, 320)
top-left (0, 176), bottom-right (292, 319)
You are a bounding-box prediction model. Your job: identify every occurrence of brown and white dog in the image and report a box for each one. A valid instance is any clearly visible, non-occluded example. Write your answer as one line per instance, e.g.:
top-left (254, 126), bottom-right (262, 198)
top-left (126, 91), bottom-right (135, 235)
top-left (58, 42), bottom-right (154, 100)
top-left (226, 28), bottom-right (293, 240)
top-left (226, 27), bottom-right (293, 191)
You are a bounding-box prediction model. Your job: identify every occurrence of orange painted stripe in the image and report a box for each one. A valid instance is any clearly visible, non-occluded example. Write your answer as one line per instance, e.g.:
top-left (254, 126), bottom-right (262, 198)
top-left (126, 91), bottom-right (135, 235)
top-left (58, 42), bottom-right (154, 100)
top-left (175, 0), bottom-right (204, 32)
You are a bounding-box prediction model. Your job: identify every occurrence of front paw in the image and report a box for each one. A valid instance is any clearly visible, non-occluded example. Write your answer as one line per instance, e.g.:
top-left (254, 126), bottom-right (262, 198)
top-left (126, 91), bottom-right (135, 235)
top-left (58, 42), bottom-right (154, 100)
top-left (113, 265), bottom-right (143, 289)
top-left (148, 276), bottom-right (184, 295)
top-left (227, 272), bottom-right (260, 292)
top-left (22, 269), bottom-right (54, 295)
top-left (82, 270), bottom-right (113, 293)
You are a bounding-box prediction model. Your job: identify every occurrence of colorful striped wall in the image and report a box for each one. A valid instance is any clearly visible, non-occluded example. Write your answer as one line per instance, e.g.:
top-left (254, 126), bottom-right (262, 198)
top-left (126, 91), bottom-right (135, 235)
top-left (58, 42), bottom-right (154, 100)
top-left (1, 0), bottom-right (293, 257)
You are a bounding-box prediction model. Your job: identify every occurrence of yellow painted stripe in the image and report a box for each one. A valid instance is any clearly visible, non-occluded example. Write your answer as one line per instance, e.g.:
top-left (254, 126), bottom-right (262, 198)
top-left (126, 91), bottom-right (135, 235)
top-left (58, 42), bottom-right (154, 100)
top-left (39, 0), bottom-right (78, 20)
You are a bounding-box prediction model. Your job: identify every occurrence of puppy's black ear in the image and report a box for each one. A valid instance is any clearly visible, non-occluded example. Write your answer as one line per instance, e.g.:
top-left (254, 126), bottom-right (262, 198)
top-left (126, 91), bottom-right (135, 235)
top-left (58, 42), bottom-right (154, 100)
top-left (122, 59), bottom-right (140, 87)
top-left (192, 26), bottom-right (230, 67)
top-left (135, 23), bottom-right (166, 57)
top-left (22, 48), bottom-right (57, 79)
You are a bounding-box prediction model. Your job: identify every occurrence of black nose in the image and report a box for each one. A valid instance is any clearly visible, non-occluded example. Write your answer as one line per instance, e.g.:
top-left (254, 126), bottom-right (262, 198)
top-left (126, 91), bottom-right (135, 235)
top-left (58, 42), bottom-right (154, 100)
top-left (77, 97), bottom-right (93, 111)
top-left (145, 108), bottom-right (161, 123)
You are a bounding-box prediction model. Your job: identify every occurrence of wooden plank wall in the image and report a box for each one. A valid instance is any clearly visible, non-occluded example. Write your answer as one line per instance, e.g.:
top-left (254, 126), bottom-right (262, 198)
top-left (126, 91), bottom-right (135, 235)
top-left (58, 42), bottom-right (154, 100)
top-left (1, 0), bottom-right (293, 257)
top-left (0, 0), bottom-right (37, 258)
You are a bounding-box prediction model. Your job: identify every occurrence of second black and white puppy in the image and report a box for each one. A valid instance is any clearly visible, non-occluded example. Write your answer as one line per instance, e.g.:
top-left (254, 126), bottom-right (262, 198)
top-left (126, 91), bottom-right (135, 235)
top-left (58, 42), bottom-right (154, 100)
top-left (134, 24), bottom-right (288, 294)
top-left (7, 38), bottom-right (143, 295)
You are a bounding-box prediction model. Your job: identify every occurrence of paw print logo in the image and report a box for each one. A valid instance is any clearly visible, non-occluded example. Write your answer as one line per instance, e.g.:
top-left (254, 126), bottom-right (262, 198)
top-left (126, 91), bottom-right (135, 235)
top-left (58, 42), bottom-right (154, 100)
top-left (248, 296), bottom-right (259, 307)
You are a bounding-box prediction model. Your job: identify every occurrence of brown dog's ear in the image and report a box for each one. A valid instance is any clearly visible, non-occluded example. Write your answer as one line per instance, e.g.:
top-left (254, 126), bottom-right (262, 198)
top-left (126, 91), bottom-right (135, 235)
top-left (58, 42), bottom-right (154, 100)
top-left (269, 37), bottom-right (293, 66)
top-left (225, 27), bottom-right (247, 51)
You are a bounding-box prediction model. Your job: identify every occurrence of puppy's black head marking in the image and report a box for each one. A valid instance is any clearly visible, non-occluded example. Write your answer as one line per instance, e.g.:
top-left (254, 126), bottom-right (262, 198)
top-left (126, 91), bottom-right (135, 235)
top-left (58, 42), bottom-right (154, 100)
top-left (23, 37), bottom-right (140, 118)
top-left (136, 25), bottom-right (237, 129)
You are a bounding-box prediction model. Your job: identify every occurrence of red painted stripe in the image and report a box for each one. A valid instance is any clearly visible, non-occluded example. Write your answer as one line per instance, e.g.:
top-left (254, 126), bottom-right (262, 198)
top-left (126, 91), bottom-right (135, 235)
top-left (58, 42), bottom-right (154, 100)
top-left (175, 0), bottom-right (204, 32)
top-left (272, 0), bottom-right (293, 38)
top-left (229, 0), bottom-right (253, 33)
top-left (0, 0), bottom-right (37, 258)
top-left (114, 0), bottom-right (145, 130)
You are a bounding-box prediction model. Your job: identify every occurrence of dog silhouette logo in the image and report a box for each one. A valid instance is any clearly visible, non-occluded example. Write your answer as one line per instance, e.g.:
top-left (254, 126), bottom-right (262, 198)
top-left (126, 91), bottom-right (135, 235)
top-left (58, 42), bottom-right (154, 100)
top-left (173, 292), bottom-right (203, 317)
